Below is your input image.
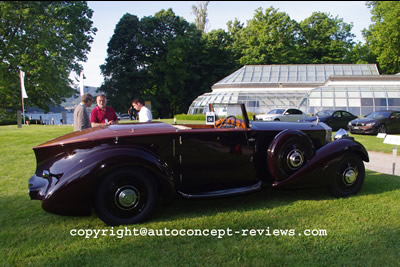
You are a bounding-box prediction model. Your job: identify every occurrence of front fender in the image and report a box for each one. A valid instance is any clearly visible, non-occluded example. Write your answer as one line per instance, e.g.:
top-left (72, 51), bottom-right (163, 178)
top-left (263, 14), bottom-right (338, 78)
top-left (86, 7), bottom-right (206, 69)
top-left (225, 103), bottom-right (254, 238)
top-left (40, 144), bottom-right (175, 215)
top-left (272, 138), bottom-right (369, 188)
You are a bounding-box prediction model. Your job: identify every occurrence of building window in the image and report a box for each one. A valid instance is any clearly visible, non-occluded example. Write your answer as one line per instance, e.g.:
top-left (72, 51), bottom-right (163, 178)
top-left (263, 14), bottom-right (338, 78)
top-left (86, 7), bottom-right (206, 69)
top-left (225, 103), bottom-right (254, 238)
top-left (361, 98), bottom-right (373, 106)
top-left (375, 98), bottom-right (387, 106)
top-left (388, 98), bottom-right (400, 106)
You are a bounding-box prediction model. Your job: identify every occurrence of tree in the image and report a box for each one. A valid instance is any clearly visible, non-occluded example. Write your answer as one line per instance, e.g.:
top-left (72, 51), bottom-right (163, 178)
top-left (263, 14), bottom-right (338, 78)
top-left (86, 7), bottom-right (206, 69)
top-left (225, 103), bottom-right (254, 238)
top-left (230, 7), bottom-right (299, 65)
top-left (100, 9), bottom-right (209, 118)
top-left (202, 29), bottom-right (240, 83)
top-left (226, 18), bottom-right (245, 65)
top-left (100, 13), bottom-right (146, 112)
top-left (297, 12), bottom-right (355, 63)
top-left (347, 42), bottom-right (377, 64)
top-left (191, 1), bottom-right (209, 32)
top-left (363, 1), bottom-right (400, 74)
top-left (0, 1), bottom-right (96, 114)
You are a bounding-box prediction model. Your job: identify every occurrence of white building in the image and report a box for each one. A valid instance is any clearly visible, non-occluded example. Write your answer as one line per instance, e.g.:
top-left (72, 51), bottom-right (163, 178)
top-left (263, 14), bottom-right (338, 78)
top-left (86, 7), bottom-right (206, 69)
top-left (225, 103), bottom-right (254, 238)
top-left (188, 64), bottom-right (400, 116)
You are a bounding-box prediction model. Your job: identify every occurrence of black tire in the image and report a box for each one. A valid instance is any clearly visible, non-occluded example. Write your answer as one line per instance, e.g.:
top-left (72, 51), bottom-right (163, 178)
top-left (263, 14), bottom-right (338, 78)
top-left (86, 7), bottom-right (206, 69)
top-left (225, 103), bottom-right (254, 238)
top-left (94, 167), bottom-right (158, 226)
top-left (329, 153), bottom-right (365, 198)
top-left (378, 124), bottom-right (386, 133)
top-left (267, 131), bottom-right (315, 181)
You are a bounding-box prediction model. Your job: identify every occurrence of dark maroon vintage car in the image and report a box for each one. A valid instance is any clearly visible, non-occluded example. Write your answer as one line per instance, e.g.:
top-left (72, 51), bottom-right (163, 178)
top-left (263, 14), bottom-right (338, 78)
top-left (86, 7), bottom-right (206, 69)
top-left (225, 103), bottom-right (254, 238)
top-left (29, 104), bottom-right (369, 226)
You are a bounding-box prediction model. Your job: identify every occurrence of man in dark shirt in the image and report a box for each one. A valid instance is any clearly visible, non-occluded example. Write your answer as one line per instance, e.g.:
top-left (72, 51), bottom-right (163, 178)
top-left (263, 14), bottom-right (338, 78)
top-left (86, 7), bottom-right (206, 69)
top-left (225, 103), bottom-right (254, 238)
top-left (90, 94), bottom-right (118, 127)
top-left (73, 93), bottom-right (93, 131)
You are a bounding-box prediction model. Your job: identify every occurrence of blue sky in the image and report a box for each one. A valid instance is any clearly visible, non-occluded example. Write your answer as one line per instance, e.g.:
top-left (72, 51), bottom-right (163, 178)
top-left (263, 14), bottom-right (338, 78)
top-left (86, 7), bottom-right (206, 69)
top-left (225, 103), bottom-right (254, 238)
top-left (80, 1), bottom-right (373, 87)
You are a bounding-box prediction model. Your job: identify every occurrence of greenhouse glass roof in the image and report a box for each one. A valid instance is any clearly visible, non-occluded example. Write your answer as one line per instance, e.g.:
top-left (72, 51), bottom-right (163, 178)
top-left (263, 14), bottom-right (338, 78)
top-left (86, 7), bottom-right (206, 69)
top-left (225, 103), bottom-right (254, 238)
top-left (214, 64), bottom-right (379, 86)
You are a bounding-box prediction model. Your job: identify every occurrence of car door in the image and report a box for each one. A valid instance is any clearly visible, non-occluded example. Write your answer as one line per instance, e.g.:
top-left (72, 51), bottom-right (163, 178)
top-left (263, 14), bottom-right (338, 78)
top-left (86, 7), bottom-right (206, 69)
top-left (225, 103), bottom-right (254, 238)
top-left (388, 111), bottom-right (400, 133)
top-left (284, 109), bottom-right (300, 122)
top-left (177, 128), bottom-right (257, 193)
top-left (330, 111), bottom-right (343, 130)
top-left (341, 111), bottom-right (356, 130)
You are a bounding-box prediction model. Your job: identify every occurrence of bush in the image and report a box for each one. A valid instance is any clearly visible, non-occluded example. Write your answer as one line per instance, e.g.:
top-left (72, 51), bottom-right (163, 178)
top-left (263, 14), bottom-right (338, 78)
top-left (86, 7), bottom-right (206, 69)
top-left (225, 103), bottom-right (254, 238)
top-left (173, 112), bottom-right (257, 121)
top-left (0, 113), bottom-right (31, 125)
top-left (174, 114), bottom-right (206, 121)
top-left (0, 119), bottom-right (17, 125)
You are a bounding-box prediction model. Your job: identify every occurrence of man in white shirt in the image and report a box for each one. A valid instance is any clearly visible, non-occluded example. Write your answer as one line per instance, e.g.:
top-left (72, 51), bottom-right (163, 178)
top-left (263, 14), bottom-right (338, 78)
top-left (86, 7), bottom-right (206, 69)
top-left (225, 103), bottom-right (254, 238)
top-left (132, 98), bottom-right (152, 122)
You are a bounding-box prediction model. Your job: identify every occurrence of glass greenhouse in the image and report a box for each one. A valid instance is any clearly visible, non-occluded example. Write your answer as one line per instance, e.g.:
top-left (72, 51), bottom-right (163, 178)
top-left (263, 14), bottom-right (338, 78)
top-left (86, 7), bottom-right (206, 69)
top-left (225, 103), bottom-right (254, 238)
top-left (299, 85), bottom-right (400, 116)
top-left (187, 64), bottom-right (400, 116)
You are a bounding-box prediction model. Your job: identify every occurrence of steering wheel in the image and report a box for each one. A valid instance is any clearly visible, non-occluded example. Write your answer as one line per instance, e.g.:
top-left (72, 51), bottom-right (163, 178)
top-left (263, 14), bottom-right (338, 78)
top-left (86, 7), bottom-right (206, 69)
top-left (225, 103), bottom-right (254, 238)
top-left (216, 116), bottom-right (237, 128)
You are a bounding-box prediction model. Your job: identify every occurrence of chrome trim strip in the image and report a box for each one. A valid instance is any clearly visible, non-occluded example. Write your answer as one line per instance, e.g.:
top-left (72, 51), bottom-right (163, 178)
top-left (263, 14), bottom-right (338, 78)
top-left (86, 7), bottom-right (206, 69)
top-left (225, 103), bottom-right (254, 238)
top-left (178, 181), bottom-right (262, 199)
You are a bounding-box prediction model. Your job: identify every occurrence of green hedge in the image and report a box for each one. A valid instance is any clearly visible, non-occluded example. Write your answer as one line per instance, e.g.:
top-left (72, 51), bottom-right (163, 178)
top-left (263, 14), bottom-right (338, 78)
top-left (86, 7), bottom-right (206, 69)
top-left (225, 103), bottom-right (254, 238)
top-left (174, 114), bottom-right (206, 120)
top-left (174, 112), bottom-right (257, 121)
top-left (0, 114), bottom-right (32, 125)
top-left (0, 119), bottom-right (17, 125)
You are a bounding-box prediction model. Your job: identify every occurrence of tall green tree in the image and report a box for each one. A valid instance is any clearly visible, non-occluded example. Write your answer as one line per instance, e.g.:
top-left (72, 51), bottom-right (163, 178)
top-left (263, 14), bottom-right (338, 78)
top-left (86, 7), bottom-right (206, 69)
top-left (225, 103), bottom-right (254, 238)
top-left (0, 1), bottom-right (96, 113)
top-left (100, 13), bottom-right (146, 112)
top-left (142, 9), bottom-right (205, 118)
top-left (363, 1), bottom-right (400, 74)
top-left (100, 9), bottom-right (210, 118)
top-left (230, 7), bottom-right (299, 65)
top-left (297, 12), bottom-right (355, 63)
top-left (226, 18), bottom-right (245, 65)
top-left (347, 42), bottom-right (377, 64)
top-left (202, 29), bottom-right (239, 83)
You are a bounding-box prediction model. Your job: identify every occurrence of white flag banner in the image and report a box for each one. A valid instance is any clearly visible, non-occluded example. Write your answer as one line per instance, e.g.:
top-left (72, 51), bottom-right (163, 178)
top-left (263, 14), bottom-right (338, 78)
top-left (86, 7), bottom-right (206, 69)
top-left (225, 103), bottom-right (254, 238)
top-left (20, 70), bottom-right (28, 98)
top-left (79, 71), bottom-right (84, 96)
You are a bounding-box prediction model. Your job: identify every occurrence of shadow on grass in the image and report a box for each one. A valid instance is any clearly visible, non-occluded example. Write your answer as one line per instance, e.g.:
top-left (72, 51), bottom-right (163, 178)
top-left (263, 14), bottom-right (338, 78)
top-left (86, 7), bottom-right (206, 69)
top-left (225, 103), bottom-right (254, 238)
top-left (6, 170), bottom-right (400, 228)
top-left (153, 170), bottom-right (400, 224)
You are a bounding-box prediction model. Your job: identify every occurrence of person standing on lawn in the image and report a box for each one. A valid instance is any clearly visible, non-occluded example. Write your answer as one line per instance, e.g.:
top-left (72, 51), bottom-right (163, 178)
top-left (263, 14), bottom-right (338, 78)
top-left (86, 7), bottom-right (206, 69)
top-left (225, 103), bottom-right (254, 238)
top-left (90, 94), bottom-right (118, 127)
top-left (73, 93), bottom-right (93, 131)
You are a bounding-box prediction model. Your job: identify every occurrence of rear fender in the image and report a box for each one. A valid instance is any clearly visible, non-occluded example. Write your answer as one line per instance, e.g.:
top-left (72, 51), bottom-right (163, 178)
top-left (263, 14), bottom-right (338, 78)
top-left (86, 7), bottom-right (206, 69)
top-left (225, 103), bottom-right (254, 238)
top-left (272, 138), bottom-right (369, 188)
top-left (41, 145), bottom-right (175, 215)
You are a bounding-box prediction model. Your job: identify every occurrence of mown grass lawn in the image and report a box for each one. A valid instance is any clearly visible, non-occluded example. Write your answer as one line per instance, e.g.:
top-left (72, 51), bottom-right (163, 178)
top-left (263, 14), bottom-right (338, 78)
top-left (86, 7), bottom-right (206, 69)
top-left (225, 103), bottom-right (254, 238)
top-left (1, 124), bottom-right (399, 265)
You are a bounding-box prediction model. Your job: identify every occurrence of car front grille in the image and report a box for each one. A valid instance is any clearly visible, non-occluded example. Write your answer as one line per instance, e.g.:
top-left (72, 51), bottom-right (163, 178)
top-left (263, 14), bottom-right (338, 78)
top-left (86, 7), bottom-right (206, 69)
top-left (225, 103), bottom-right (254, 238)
top-left (351, 122), bottom-right (365, 126)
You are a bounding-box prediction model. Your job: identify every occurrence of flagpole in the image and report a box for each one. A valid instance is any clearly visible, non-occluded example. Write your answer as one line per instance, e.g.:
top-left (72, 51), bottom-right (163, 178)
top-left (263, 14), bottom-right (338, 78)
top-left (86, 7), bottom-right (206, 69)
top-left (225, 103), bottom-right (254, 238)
top-left (21, 90), bottom-right (25, 125)
top-left (80, 71), bottom-right (84, 96)
top-left (20, 70), bottom-right (27, 125)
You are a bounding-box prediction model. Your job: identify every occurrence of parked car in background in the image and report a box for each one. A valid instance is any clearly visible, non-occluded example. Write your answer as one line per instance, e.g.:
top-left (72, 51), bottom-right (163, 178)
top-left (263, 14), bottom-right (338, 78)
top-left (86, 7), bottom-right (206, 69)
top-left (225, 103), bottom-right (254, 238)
top-left (255, 108), bottom-right (309, 122)
top-left (348, 110), bottom-right (400, 134)
top-left (117, 113), bottom-right (131, 121)
top-left (29, 104), bottom-right (369, 226)
top-left (299, 110), bottom-right (358, 131)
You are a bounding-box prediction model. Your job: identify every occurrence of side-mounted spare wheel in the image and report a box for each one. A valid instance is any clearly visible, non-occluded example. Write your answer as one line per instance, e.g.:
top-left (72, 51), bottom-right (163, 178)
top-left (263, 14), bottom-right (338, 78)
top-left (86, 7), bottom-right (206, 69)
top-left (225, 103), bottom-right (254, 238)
top-left (267, 130), bottom-right (315, 181)
top-left (328, 152), bottom-right (365, 197)
top-left (94, 167), bottom-right (158, 226)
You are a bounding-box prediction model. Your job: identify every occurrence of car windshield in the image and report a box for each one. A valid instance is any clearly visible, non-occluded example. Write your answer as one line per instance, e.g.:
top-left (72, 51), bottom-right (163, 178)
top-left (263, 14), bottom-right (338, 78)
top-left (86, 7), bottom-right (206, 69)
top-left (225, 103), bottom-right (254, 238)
top-left (267, 109), bottom-right (285, 114)
top-left (316, 110), bottom-right (334, 117)
top-left (365, 111), bottom-right (391, 119)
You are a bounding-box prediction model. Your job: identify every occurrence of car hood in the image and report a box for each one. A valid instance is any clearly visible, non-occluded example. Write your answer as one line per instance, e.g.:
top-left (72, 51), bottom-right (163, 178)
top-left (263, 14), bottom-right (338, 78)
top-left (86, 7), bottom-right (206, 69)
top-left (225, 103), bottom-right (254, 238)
top-left (299, 116), bottom-right (329, 122)
top-left (350, 118), bottom-right (379, 124)
top-left (257, 114), bottom-right (279, 118)
top-left (35, 122), bottom-right (177, 148)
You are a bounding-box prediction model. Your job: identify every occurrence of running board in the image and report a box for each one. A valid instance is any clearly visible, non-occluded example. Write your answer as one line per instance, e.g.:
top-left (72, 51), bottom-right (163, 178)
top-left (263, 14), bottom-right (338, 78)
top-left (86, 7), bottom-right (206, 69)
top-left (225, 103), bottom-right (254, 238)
top-left (178, 181), bottom-right (262, 199)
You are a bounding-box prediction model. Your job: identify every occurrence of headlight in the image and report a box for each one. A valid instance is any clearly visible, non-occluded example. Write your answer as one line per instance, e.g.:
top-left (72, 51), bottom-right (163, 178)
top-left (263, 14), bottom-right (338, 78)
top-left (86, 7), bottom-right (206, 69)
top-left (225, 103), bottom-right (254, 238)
top-left (334, 129), bottom-right (352, 140)
top-left (347, 121), bottom-right (352, 126)
top-left (366, 122), bottom-right (376, 126)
